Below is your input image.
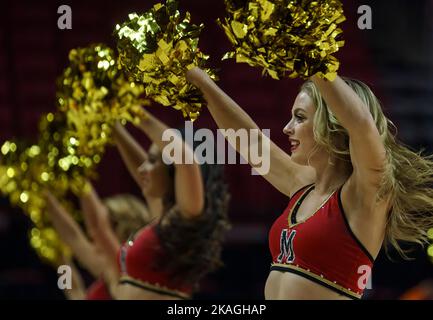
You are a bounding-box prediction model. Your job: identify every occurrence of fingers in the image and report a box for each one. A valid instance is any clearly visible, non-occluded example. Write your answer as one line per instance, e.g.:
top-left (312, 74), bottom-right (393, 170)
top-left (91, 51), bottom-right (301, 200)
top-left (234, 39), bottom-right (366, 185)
top-left (113, 121), bottom-right (124, 135)
top-left (43, 189), bottom-right (66, 218)
top-left (80, 179), bottom-right (94, 199)
top-left (43, 189), bottom-right (57, 208)
top-left (186, 66), bottom-right (205, 86)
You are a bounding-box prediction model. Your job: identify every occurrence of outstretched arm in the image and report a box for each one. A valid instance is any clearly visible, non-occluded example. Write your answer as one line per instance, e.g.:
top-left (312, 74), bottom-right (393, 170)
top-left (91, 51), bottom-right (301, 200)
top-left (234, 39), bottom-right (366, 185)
top-left (62, 257), bottom-right (87, 300)
top-left (80, 183), bottom-right (120, 268)
top-left (311, 75), bottom-right (387, 195)
top-left (137, 111), bottom-right (204, 218)
top-left (186, 67), bottom-right (315, 197)
top-left (112, 122), bottom-right (149, 190)
top-left (44, 191), bottom-right (103, 278)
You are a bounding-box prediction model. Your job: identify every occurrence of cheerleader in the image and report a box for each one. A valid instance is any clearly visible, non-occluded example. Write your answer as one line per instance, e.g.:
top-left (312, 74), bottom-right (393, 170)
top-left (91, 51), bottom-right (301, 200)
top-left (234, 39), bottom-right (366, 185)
top-left (186, 67), bottom-right (433, 300)
top-left (56, 111), bottom-right (230, 300)
top-left (45, 187), bottom-right (149, 299)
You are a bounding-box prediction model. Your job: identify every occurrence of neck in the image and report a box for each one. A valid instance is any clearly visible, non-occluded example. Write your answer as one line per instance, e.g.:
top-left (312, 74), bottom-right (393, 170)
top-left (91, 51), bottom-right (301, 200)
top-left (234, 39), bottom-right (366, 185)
top-left (143, 194), bottom-right (163, 221)
top-left (310, 155), bottom-right (352, 195)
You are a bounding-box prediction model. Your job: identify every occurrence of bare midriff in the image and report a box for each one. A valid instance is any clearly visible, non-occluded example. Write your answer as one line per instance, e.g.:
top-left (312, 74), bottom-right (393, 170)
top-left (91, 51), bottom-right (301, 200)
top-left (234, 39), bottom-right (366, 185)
top-left (264, 270), bottom-right (351, 300)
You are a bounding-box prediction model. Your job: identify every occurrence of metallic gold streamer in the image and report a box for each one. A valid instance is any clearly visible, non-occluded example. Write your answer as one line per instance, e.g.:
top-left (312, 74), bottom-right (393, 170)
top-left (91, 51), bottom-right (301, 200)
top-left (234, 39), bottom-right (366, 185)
top-left (114, 0), bottom-right (216, 121)
top-left (0, 112), bottom-right (102, 265)
top-left (0, 44), bottom-right (150, 266)
top-left (57, 44), bottom-right (149, 158)
top-left (0, 131), bottom-right (74, 265)
top-left (218, 0), bottom-right (346, 81)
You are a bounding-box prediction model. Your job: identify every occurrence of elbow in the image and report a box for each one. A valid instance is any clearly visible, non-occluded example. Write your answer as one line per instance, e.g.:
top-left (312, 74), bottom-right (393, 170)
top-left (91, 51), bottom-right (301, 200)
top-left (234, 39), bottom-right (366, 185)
top-left (179, 196), bottom-right (205, 219)
top-left (349, 114), bottom-right (377, 136)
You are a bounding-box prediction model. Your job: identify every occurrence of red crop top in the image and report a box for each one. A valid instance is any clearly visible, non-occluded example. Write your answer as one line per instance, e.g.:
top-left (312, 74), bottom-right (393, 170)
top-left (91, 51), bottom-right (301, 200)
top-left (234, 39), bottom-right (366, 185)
top-left (85, 279), bottom-right (112, 300)
top-left (269, 184), bottom-right (374, 299)
top-left (118, 223), bottom-right (192, 299)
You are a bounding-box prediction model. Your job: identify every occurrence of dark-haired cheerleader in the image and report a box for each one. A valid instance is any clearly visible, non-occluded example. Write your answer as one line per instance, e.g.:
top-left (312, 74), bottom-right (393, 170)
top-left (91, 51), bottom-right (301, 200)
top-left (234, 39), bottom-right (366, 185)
top-left (79, 111), bottom-right (230, 299)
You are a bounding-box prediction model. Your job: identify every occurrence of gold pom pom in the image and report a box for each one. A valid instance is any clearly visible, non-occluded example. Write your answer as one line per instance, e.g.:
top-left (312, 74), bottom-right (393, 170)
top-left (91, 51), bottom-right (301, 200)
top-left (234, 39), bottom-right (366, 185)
top-left (218, 0), bottom-right (346, 81)
top-left (57, 44), bottom-right (149, 159)
top-left (0, 134), bottom-right (75, 266)
top-left (114, 0), bottom-right (216, 121)
top-left (1, 44), bottom-right (150, 267)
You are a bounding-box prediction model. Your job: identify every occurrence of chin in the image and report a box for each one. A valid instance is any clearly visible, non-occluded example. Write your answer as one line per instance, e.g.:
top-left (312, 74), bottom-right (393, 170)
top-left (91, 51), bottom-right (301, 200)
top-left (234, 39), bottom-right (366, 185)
top-left (141, 184), bottom-right (151, 195)
top-left (148, 188), bottom-right (165, 198)
top-left (291, 154), bottom-right (309, 166)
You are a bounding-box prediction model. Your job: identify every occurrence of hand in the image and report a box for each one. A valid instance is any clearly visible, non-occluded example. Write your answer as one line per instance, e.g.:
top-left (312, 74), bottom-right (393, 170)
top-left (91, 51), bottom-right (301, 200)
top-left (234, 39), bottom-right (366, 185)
top-left (112, 121), bottom-right (126, 145)
top-left (80, 181), bottom-right (110, 227)
top-left (113, 121), bottom-right (123, 134)
top-left (43, 189), bottom-right (59, 215)
top-left (186, 67), bottom-right (211, 88)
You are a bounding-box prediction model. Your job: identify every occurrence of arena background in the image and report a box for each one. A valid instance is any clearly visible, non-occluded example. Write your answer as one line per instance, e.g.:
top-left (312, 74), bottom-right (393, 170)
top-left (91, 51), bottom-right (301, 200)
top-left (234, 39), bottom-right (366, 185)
top-left (0, 0), bottom-right (432, 299)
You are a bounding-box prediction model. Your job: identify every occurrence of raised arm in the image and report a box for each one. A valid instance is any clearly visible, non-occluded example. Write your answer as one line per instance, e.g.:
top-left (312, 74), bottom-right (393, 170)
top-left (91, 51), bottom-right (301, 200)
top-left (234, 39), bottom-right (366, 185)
top-left (137, 111), bottom-right (204, 218)
top-left (311, 75), bottom-right (387, 195)
top-left (186, 67), bottom-right (315, 197)
top-left (80, 183), bottom-right (120, 268)
top-left (44, 191), bottom-right (103, 278)
top-left (62, 257), bottom-right (86, 300)
top-left (112, 122), bottom-right (148, 189)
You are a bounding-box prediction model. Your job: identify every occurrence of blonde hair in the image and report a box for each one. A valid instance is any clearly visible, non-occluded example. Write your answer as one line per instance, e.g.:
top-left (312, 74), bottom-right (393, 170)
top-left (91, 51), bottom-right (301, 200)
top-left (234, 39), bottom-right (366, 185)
top-left (301, 78), bottom-right (433, 258)
top-left (103, 194), bottom-right (149, 243)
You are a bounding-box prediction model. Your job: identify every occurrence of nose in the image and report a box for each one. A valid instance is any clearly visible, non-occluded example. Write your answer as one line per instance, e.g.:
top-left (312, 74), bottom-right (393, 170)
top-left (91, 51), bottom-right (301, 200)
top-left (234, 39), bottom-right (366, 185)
top-left (283, 120), bottom-right (294, 136)
top-left (138, 161), bottom-right (152, 174)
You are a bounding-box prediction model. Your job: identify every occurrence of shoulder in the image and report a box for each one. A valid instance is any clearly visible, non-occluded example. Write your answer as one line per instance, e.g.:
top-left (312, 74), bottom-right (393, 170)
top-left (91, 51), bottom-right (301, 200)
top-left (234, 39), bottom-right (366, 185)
top-left (159, 205), bottom-right (205, 230)
top-left (130, 223), bottom-right (159, 247)
top-left (341, 174), bottom-right (392, 216)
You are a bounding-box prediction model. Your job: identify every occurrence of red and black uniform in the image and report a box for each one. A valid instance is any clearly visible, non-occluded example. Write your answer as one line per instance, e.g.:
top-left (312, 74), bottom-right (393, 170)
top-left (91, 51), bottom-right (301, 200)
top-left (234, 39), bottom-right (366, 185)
top-left (86, 279), bottom-right (112, 300)
top-left (118, 223), bottom-right (192, 299)
top-left (269, 184), bottom-right (374, 299)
